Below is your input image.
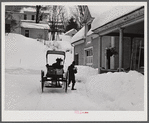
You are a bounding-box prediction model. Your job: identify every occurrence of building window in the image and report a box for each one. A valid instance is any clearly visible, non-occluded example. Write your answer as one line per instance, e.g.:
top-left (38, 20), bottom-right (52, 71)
top-left (24, 14), bottom-right (27, 20)
top-left (85, 47), bottom-right (93, 66)
top-left (86, 49), bottom-right (93, 56)
top-left (25, 30), bottom-right (29, 37)
top-left (32, 15), bottom-right (34, 20)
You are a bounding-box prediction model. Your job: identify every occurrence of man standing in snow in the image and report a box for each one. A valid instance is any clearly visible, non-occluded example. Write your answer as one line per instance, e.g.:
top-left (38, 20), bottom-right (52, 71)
top-left (68, 61), bottom-right (77, 90)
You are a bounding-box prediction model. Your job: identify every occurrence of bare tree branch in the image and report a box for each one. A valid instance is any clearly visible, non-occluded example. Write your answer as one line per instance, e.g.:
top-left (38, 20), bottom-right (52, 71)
top-left (46, 5), bottom-right (67, 41)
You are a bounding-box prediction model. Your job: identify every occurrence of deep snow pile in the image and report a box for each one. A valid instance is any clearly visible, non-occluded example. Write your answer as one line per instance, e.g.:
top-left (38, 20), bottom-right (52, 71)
top-left (5, 33), bottom-right (47, 70)
top-left (74, 66), bottom-right (144, 110)
top-left (75, 66), bottom-right (98, 82)
top-left (85, 71), bottom-right (144, 111)
top-left (5, 33), bottom-right (73, 71)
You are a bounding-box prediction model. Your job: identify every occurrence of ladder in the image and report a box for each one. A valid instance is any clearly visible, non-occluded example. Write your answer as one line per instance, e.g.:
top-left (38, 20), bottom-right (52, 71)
top-left (130, 39), bottom-right (143, 70)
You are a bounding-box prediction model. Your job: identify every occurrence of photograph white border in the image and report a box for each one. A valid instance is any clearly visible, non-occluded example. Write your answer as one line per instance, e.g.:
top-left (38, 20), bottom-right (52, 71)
top-left (2, 2), bottom-right (148, 121)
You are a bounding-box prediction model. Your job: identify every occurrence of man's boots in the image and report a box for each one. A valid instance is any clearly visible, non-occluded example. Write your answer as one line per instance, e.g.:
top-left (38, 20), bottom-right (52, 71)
top-left (71, 83), bottom-right (76, 90)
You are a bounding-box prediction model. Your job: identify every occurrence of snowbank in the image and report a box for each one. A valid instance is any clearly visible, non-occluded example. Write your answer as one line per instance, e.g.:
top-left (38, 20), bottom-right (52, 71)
top-left (5, 33), bottom-right (48, 70)
top-left (85, 71), bottom-right (144, 110)
top-left (75, 66), bottom-right (98, 82)
top-left (5, 33), bottom-right (73, 71)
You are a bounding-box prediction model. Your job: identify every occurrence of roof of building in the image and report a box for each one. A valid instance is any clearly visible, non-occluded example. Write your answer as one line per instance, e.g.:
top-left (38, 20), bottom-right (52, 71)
top-left (91, 6), bottom-right (142, 31)
top-left (87, 29), bottom-right (94, 36)
top-left (65, 28), bottom-right (77, 36)
top-left (20, 7), bottom-right (50, 14)
top-left (59, 34), bottom-right (72, 41)
top-left (88, 6), bottom-right (115, 21)
top-left (21, 20), bottom-right (48, 24)
top-left (20, 7), bottom-right (36, 13)
top-left (71, 6), bottom-right (114, 43)
top-left (72, 5), bottom-right (143, 43)
top-left (21, 22), bottom-right (50, 29)
top-left (71, 26), bottom-right (85, 43)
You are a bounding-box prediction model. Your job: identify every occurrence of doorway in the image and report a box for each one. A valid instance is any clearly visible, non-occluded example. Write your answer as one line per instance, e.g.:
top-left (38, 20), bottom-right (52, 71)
top-left (25, 30), bottom-right (29, 37)
top-left (74, 53), bottom-right (79, 65)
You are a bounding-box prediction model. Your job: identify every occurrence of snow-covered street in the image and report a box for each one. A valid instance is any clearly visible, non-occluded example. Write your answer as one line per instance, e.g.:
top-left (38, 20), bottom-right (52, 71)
top-left (5, 71), bottom-right (101, 111)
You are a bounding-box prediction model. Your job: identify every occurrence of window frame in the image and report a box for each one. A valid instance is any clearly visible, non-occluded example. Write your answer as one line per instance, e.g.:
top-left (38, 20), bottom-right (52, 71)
top-left (84, 47), bottom-right (93, 66)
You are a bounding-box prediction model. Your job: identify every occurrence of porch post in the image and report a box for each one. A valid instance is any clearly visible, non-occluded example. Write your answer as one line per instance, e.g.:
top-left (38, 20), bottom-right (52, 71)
top-left (98, 35), bottom-right (102, 74)
top-left (130, 36), bottom-right (134, 70)
top-left (111, 36), bottom-right (115, 69)
top-left (119, 28), bottom-right (124, 72)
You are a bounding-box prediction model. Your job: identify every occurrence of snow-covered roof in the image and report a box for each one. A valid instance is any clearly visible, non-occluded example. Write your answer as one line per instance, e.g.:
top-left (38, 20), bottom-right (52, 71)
top-left (88, 6), bottom-right (115, 21)
top-left (20, 7), bottom-right (50, 14)
top-left (85, 6), bottom-right (142, 36)
top-left (72, 6), bottom-right (117, 40)
top-left (21, 20), bottom-right (36, 23)
top-left (20, 7), bottom-right (36, 13)
top-left (21, 20), bottom-right (48, 24)
top-left (91, 6), bottom-right (142, 31)
top-left (41, 10), bottom-right (50, 14)
top-left (71, 26), bottom-right (85, 43)
top-left (87, 29), bottom-right (94, 36)
top-left (65, 28), bottom-right (77, 36)
top-left (21, 22), bottom-right (50, 29)
top-left (59, 34), bottom-right (71, 41)
top-left (69, 6), bottom-right (142, 43)
top-left (48, 22), bottom-right (63, 26)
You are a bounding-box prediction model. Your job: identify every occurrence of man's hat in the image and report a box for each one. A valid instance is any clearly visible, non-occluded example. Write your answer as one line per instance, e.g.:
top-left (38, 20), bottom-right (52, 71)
top-left (56, 58), bottom-right (63, 62)
top-left (72, 61), bottom-right (75, 65)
